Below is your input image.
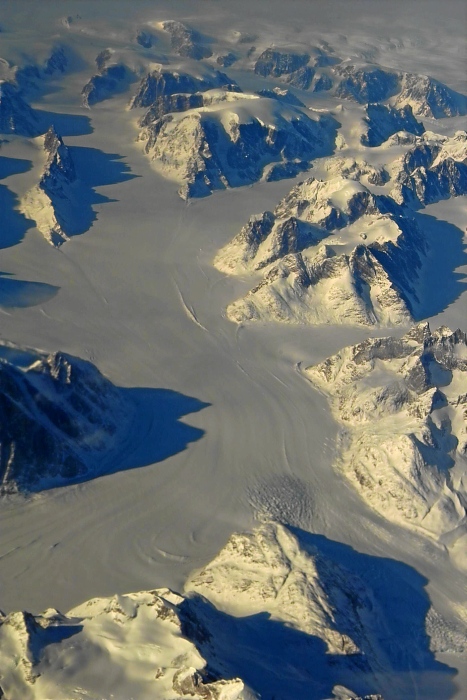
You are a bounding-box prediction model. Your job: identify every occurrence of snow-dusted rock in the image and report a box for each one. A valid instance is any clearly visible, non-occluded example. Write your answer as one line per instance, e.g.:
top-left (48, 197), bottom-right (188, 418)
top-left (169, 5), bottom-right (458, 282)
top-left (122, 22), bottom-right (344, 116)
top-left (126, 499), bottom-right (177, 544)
top-left (334, 64), bottom-right (400, 104)
top-left (324, 156), bottom-right (388, 186)
top-left (130, 67), bottom-right (235, 109)
top-left (20, 126), bottom-right (80, 245)
top-left (0, 588), bottom-right (248, 700)
top-left (254, 48), bottom-right (311, 78)
top-left (0, 341), bottom-right (134, 493)
top-left (389, 130), bottom-right (467, 206)
top-left (394, 73), bottom-right (467, 118)
top-left (304, 323), bottom-right (467, 540)
top-left (361, 104), bottom-right (424, 147)
top-left (186, 521), bottom-right (374, 657)
top-left (162, 20), bottom-right (213, 61)
top-left (139, 94), bottom-right (337, 199)
top-left (0, 80), bottom-right (38, 135)
top-left (81, 63), bottom-right (130, 107)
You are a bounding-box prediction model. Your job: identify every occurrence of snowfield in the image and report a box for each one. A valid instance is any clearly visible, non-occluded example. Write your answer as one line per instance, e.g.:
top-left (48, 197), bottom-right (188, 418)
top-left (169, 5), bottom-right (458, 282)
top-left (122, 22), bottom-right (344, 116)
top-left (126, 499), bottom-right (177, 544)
top-left (0, 1), bottom-right (466, 698)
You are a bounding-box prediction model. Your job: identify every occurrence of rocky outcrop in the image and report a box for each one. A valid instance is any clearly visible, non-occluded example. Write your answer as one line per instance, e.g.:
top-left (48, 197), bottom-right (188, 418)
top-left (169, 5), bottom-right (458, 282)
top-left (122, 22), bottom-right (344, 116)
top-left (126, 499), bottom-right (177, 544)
top-left (0, 81), bottom-right (38, 135)
top-left (20, 126), bottom-right (79, 245)
top-left (305, 323), bottom-right (467, 542)
top-left (130, 68), bottom-right (235, 109)
top-left (389, 130), bottom-right (467, 206)
top-left (0, 341), bottom-right (134, 493)
top-left (81, 63), bottom-right (129, 107)
top-left (139, 94), bottom-right (337, 199)
top-left (215, 174), bottom-right (427, 326)
top-left (395, 73), bottom-right (467, 118)
top-left (334, 64), bottom-right (400, 104)
top-left (361, 104), bottom-right (424, 147)
top-left (254, 48), bottom-right (310, 78)
top-left (162, 20), bottom-right (212, 60)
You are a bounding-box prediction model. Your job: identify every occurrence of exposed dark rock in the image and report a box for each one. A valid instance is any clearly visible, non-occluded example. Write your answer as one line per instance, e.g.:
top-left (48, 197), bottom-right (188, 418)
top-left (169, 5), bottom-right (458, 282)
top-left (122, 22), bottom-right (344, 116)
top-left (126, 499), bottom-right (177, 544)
top-left (362, 104), bottom-right (425, 147)
top-left (334, 65), bottom-right (400, 103)
top-left (254, 49), bottom-right (310, 78)
top-left (131, 69), bottom-right (234, 109)
top-left (0, 81), bottom-right (38, 135)
top-left (162, 20), bottom-right (212, 60)
top-left (81, 64), bottom-right (129, 107)
top-left (0, 346), bottom-right (133, 493)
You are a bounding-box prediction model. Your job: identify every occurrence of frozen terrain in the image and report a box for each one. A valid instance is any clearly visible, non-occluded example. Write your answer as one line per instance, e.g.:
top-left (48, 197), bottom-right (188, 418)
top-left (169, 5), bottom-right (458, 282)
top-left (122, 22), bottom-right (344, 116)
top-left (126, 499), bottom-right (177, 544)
top-left (0, 1), bottom-right (466, 698)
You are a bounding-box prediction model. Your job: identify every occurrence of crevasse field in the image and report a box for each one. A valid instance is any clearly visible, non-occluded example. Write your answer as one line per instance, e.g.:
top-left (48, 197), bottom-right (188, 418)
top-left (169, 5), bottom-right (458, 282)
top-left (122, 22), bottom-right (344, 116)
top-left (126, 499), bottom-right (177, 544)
top-left (0, 1), bottom-right (466, 699)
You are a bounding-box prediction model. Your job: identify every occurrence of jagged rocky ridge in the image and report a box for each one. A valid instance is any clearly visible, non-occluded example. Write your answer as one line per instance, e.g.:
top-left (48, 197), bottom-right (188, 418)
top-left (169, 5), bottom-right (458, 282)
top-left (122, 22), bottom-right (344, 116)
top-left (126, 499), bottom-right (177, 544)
top-left (215, 125), bottom-right (467, 326)
top-left (0, 80), bottom-right (39, 136)
top-left (252, 51), bottom-right (467, 117)
top-left (304, 323), bottom-right (467, 554)
top-left (133, 68), bottom-right (337, 199)
top-left (0, 342), bottom-right (134, 494)
top-left (361, 104), bottom-right (425, 147)
top-left (215, 175), bottom-right (423, 326)
top-left (20, 126), bottom-right (90, 246)
top-left (388, 130), bottom-right (467, 207)
top-left (81, 63), bottom-right (130, 107)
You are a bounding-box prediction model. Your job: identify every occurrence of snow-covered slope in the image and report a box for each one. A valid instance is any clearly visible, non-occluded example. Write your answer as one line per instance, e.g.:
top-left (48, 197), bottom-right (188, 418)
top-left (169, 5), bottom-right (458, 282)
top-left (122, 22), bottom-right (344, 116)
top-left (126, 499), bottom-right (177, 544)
top-left (0, 341), bottom-right (134, 493)
top-left (215, 175), bottom-right (424, 326)
top-left (0, 588), bottom-right (248, 700)
top-left (136, 80), bottom-right (337, 199)
top-left (304, 323), bottom-right (467, 565)
top-left (387, 130), bottom-right (467, 207)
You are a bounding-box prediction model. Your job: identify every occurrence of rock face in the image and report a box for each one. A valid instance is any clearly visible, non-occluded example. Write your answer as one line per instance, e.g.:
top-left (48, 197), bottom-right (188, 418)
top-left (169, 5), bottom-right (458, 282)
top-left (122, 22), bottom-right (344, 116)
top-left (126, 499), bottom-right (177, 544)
top-left (254, 48), bottom-right (311, 78)
top-left (186, 522), bottom-right (373, 657)
top-left (81, 63), bottom-right (129, 107)
top-left (0, 588), bottom-right (247, 700)
top-left (361, 104), bottom-right (424, 147)
top-left (215, 175), bottom-right (422, 326)
top-left (138, 89), bottom-right (337, 199)
top-left (334, 65), bottom-right (400, 104)
top-left (20, 126), bottom-right (80, 245)
top-left (0, 341), bottom-right (133, 493)
top-left (395, 73), bottom-right (467, 118)
top-left (0, 81), bottom-right (38, 135)
top-left (304, 324), bottom-right (467, 545)
top-left (130, 68), bottom-right (234, 109)
top-left (388, 130), bottom-right (467, 206)
top-left (162, 20), bottom-right (213, 60)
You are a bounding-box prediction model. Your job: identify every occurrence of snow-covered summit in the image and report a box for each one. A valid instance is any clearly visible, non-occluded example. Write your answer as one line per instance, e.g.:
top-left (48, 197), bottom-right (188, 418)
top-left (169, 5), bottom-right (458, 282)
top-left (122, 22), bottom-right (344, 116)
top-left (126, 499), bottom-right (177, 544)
top-left (0, 587), bottom-right (248, 700)
top-left (304, 323), bottom-right (467, 556)
top-left (215, 174), bottom-right (424, 326)
top-left (138, 90), bottom-right (337, 199)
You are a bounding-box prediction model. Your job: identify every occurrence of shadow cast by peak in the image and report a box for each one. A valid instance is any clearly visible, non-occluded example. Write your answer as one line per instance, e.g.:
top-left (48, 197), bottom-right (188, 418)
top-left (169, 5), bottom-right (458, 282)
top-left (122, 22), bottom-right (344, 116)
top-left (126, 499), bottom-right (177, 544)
top-left (178, 526), bottom-right (457, 700)
top-left (412, 213), bottom-right (467, 321)
top-left (34, 109), bottom-right (93, 137)
top-left (0, 154), bottom-right (32, 180)
top-left (116, 387), bottom-right (210, 473)
top-left (0, 183), bottom-right (35, 249)
top-left (0, 272), bottom-right (59, 308)
top-left (3, 377), bottom-right (210, 495)
top-left (290, 528), bottom-right (458, 699)
top-left (40, 146), bottom-right (139, 242)
top-left (69, 146), bottom-right (138, 189)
